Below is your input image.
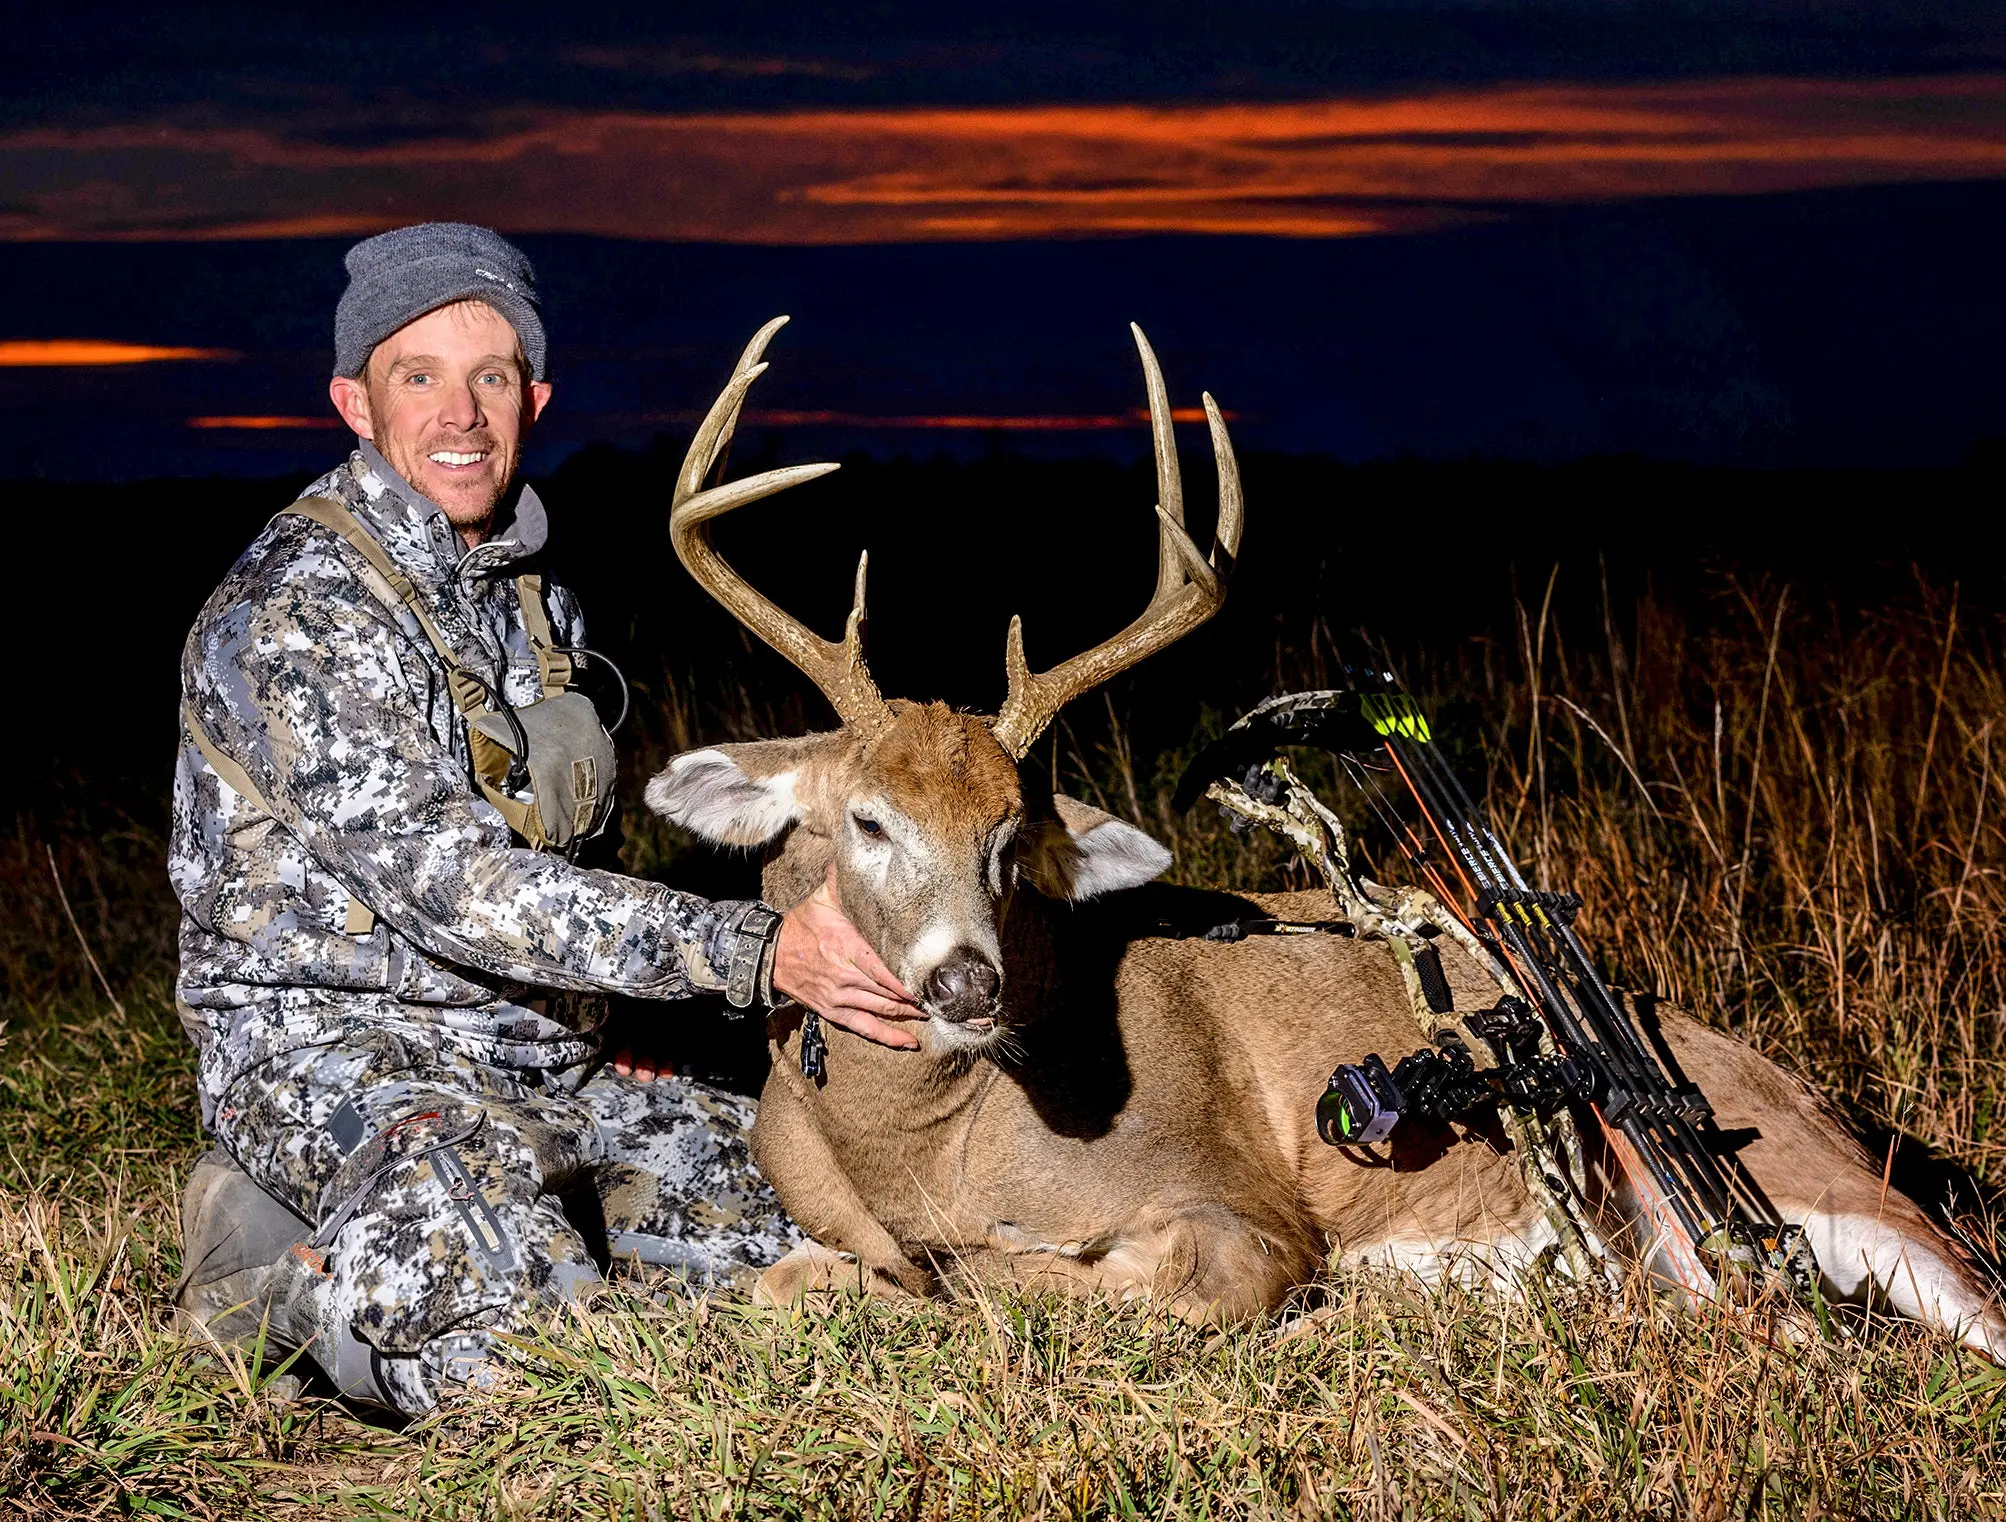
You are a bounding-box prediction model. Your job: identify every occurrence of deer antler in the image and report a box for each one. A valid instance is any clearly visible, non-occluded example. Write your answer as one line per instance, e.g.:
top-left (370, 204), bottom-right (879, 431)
top-left (671, 317), bottom-right (892, 734)
top-left (989, 323), bottom-right (1244, 760)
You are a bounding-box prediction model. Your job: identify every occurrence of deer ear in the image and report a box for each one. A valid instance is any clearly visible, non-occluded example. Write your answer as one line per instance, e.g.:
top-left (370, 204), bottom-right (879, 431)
top-left (1023, 793), bottom-right (1173, 901)
top-left (646, 738), bottom-right (824, 847)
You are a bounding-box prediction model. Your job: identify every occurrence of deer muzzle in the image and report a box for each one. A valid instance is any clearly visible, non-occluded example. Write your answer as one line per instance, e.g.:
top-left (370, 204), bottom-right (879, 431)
top-left (923, 947), bottom-right (1003, 1024)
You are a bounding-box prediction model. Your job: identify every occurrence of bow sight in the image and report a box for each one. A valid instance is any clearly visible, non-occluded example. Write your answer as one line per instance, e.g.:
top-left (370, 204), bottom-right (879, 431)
top-left (1180, 685), bottom-right (1816, 1302)
top-left (1316, 996), bottom-right (1594, 1147)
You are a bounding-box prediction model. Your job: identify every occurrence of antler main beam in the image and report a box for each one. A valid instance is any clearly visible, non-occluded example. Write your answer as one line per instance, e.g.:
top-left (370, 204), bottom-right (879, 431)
top-left (988, 323), bottom-right (1244, 760)
top-left (670, 317), bottom-right (891, 733)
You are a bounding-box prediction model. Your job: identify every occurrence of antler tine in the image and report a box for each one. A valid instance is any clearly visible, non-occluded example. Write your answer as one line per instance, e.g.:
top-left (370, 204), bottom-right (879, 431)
top-left (990, 330), bottom-right (1243, 760)
top-left (733, 314), bottom-right (792, 379)
top-left (675, 364), bottom-right (761, 510)
top-left (1203, 390), bottom-right (1243, 573)
top-left (675, 460), bottom-right (842, 527)
top-left (709, 315), bottom-right (792, 484)
top-left (1130, 322), bottom-right (1186, 607)
top-left (674, 316), bottom-right (793, 508)
top-left (670, 319), bottom-right (892, 732)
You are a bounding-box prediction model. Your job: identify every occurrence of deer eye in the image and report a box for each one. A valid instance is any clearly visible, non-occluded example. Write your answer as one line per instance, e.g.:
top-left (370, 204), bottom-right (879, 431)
top-left (853, 814), bottom-right (883, 837)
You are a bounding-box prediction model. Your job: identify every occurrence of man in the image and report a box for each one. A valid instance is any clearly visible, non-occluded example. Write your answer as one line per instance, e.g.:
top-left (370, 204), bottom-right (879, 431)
top-left (170, 223), bottom-right (921, 1414)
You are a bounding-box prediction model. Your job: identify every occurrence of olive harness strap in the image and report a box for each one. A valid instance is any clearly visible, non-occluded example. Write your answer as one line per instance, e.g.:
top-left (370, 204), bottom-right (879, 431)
top-left (281, 496), bottom-right (568, 710)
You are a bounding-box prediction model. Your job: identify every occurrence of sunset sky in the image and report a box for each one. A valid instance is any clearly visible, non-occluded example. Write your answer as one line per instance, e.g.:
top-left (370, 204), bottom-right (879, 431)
top-left (12, 79), bottom-right (2006, 244)
top-left (8, 2), bottom-right (2006, 476)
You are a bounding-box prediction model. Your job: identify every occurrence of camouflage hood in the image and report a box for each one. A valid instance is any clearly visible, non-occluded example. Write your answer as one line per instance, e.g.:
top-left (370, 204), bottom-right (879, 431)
top-left (344, 440), bottom-right (550, 594)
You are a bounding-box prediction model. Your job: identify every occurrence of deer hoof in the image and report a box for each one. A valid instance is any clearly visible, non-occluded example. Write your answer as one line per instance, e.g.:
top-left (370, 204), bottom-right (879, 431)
top-left (754, 1242), bottom-right (924, 1310)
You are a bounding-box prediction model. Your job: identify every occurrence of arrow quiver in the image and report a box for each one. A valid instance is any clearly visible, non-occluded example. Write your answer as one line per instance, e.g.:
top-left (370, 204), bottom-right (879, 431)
top-left (1181, 688), bottom-right (1819, 1305)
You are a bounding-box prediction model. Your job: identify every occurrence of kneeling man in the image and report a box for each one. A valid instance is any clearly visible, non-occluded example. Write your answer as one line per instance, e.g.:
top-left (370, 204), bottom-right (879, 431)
top-left (170, 223), bottom-right (921, 1412)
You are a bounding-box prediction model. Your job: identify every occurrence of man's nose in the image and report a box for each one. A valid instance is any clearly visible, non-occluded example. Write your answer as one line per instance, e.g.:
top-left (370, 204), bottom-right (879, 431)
top-left (437, 378), bottom-right (482, 429)
top-left (923, 948), bottom-right (1001, 1021)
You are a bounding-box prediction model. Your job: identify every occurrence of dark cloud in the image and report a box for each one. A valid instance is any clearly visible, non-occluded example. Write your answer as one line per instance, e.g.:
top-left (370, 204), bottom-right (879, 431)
top-left (14, 3), bottom-right (2006, 139)
top-left (7, 5), bottom-right (2006, 480)
top-left (4, 181), bottom-right (2004, 479)
top-left (562, 45), bottom-right (880, 84)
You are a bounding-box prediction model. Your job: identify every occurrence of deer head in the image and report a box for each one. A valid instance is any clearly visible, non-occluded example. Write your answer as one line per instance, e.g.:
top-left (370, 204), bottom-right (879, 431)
top-left (646, 318), bottom-right (1243, 1052)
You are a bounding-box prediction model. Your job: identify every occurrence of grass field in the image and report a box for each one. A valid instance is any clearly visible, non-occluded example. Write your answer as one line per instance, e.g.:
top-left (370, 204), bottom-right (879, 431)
top-left (6, 567), bottom-right (2006, 1518)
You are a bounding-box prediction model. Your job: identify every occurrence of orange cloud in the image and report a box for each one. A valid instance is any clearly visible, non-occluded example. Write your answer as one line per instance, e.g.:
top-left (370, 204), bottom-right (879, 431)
top-left (186, 415), bottom-right (340, 430)
top-left (738, 405), bottom-right (1230, 430)
top-left (0, 340), bottom-right (240, 365)
top-left (5, 75), bottom-right (2005, 242)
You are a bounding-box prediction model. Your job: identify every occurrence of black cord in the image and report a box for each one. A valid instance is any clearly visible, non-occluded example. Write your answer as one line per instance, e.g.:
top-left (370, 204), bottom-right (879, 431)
top-left (551, 646), bottom-right (632, 733)
top-left (455, 669), bottom-right (532, 792)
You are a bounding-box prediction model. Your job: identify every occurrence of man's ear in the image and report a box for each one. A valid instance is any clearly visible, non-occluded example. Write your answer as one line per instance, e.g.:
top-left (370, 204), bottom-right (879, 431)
top-left (646, 735), bottom-right (833, 847)
top-left (1021, 793), bottom-right (1173, 901)
top-left (329, 375), bottom-right (374, 439)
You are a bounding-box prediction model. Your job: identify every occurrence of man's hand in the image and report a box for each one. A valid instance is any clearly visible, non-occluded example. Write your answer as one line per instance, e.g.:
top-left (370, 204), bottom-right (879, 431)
top-left (610, 1048), bottom-right (671, 1082)
top-left (774, 868), bottom-right (926, 1050)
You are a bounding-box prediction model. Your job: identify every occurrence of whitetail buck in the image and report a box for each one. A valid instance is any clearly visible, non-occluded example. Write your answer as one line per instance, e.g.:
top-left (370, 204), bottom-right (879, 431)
top-left (647, 318), bottom-right (2004, 1357)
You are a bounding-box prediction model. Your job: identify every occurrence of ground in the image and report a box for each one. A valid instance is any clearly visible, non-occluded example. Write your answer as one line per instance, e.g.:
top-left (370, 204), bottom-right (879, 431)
top-left (7, 569), bottom-right (2006, 1518)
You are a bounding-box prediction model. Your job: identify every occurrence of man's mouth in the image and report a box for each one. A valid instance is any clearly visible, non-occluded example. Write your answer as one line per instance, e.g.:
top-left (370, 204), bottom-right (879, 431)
top-left (427, 449), bottom-right (490, 469)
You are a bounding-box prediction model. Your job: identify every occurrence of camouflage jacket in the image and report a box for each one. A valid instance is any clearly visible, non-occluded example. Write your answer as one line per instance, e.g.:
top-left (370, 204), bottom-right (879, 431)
top-left (171, 445), bottom-right (771, 1126)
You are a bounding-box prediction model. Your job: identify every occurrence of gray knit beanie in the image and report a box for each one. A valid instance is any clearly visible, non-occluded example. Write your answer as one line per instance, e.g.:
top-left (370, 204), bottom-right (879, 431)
top-left (333, 223), bottom-right (547, 380)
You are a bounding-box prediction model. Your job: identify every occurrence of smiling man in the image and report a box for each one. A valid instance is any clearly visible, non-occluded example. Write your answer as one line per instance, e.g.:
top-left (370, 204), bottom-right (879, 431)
top-left (168, 223), bottom-right (922, 1414)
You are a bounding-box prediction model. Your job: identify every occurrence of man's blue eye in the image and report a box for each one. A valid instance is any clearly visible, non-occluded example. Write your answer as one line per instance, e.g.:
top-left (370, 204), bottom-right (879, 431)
top-left (854, 815), bottom-right (882, 837)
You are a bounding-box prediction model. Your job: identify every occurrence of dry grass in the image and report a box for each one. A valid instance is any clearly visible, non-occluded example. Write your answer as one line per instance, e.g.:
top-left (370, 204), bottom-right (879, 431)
top-left (6, 571), bottom-right (2006, 1518)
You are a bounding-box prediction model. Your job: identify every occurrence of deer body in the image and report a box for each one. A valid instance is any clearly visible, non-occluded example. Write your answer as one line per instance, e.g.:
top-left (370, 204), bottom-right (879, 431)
top-left (653, 320), bottom-right (2005, 1358)
top-left (750, 876), bottom-right (1531, 1319)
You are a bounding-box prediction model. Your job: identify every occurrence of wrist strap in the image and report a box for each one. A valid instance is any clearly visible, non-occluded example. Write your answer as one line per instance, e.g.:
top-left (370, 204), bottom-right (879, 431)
top-left (722, 904), bottom-right (783, 1010)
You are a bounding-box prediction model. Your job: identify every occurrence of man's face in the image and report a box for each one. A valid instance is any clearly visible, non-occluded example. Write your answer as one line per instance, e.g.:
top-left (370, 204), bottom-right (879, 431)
top-left (328, 300), bottom-right (552, 543)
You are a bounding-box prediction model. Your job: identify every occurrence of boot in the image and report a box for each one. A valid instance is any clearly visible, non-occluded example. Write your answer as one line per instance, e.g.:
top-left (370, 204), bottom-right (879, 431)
top-left (171, 1148), bottom-right (323, 1396)
top-left (172, 1148), bottom-right (409, 1410)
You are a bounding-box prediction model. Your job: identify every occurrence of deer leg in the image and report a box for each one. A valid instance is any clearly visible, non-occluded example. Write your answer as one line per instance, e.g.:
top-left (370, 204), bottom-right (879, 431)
top-left (1656, 1010), bottom-right (2005, 1360)
top-left (1337, 1213), bottom-right (1564, 1292)
top-left (750, 1066), bottom-right (932, 1299)
top-left (1320, 1127), bottom-right (1563, 1291)
top-left (959, 1205), bottom-right (1309, 1325)
top-left (755, 1241), bottom-right (920, 1308)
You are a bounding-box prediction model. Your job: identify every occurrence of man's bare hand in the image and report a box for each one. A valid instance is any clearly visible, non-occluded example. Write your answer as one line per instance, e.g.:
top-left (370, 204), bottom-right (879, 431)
top-left (774, 868), bottom-right (926, 1050)
top-left (610, 1048), bottom-right (671, 1082)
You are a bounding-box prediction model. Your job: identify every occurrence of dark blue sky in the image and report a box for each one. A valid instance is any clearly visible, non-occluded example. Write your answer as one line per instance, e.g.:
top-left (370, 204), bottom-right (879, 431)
top-left (7, 3), bottom-right (2006, 478)
top-left (19, 3), bottom-right (2006, 124)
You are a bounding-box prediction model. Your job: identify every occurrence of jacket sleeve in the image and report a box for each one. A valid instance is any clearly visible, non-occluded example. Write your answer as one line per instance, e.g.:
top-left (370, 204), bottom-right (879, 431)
top-left (185, 539), bottom-right (771, 1002)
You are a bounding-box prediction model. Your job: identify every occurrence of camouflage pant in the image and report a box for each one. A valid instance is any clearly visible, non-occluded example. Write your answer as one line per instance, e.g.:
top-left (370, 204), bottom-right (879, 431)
top-left (210, 1032), bottom-right (799, 1413)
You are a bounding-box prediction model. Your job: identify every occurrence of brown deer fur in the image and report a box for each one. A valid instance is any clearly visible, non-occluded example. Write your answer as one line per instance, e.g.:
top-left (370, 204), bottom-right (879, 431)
top-left (650, 702), bottom-right (2006, 1356)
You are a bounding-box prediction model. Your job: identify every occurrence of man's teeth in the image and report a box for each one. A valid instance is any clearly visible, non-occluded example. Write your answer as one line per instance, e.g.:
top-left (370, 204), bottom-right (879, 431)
top-left (429, 450), bottom-right (487, 466)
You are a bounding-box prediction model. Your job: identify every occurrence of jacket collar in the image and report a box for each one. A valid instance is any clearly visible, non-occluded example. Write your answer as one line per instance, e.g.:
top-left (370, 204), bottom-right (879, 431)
top-left (346, 441), bottom-right (549, 589)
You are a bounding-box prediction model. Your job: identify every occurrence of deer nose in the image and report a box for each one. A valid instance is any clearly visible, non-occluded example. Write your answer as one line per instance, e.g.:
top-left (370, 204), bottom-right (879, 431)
top-left (924, 949), bottom-right (1001, 1021)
